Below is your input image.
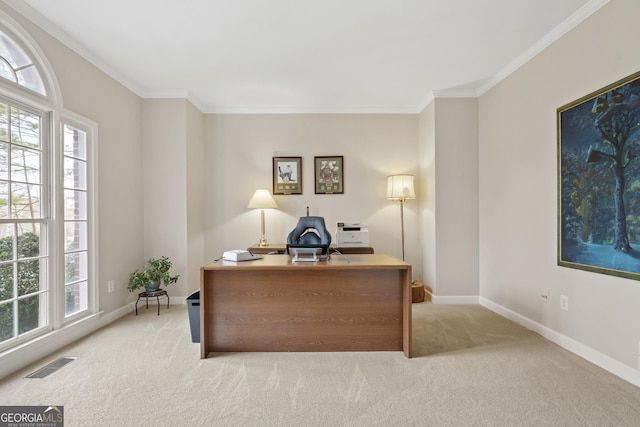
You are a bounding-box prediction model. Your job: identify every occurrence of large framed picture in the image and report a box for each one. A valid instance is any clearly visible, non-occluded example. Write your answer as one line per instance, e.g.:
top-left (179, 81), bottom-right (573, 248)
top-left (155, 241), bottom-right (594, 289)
top-left (314, 156), bottom-right (343, 194)
top-left (558, 70), bottom-right (640, 280)
top-left (273, 157), bottom-right (302, 195)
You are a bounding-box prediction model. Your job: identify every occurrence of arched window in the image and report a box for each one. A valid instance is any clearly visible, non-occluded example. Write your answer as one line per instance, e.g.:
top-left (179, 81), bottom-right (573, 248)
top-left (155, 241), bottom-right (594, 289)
top-left (0, 17), bottom-right (96, 352)
top-left (0, 30), bottom-right (45, 95)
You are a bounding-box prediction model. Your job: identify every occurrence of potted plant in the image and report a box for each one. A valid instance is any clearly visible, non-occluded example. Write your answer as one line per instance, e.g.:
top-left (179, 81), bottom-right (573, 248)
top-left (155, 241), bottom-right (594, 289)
top-left (128, 256), bottom-right (179, 293)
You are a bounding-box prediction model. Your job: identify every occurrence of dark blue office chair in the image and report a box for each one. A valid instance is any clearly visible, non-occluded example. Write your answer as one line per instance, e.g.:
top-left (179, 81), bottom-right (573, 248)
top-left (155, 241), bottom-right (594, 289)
top-left (286, 216), bottom-right (332, 254)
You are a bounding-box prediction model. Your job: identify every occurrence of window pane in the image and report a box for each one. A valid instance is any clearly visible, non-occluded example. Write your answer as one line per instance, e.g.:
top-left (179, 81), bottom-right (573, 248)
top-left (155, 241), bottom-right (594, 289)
top-left (11, 107), bottom-right (40, 149)
top-left (64, 189), bottom-right (87, 220)
top-left (0, 223), bottom-right (13, 261)
top-left (17, 259), bottom-right (39, 297)
top-left (0, 142), bottom-right (7, 180)
top-left (11, 183), bottom-right (41, 219)
top-left (0, 262), bottom-right (13, 301)
top-left (65, 281), bottom-right (87, 316)
top-left (65, 221), bottom-right (87, 252)
top-left (64, 157), bottom-right (86, 190)
top-left (0, 32), bottom-right (31, 68)
top-left (18, 294), bottom-right (39, 334)
top-left (0, 32), bottom-right (46, 95)
top-left (0, 58), bottom-right (14, 82)
top-left (11, 146), bottom-right (40, 184)
top-left (0, 181), bottom-right (7, 218)
top-left (0, 103), bottom-right (7, 142)
top-left (16, 66), bottom-right (45, 96)
top-left (65, 252), bottom-right (87, 284)
top-left (63, 125), bottom-right (86, 160)
top-left (0, 301), bottom-right (14, 342)
top-left (17, 226), bottom-right (40, 258)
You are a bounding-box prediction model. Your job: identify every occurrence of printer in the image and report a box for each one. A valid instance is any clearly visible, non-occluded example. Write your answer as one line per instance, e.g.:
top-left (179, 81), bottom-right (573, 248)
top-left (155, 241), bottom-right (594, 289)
top-left (336, 221), bottom-right (369, 247)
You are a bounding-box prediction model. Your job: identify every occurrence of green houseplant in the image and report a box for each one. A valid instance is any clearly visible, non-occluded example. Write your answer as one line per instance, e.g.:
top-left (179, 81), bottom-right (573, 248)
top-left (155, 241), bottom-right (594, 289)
top-left (128, 256), bottom-right (179, 293)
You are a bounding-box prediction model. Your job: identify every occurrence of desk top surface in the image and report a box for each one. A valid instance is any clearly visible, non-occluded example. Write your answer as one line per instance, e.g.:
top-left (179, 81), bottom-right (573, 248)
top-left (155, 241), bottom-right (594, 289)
top-left (202, 253), bottom-right (408, 271)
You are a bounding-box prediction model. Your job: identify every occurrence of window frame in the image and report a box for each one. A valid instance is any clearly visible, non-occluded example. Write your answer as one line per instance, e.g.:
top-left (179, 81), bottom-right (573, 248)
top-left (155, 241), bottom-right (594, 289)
top-left (0, 20), bottom-right (98, 352)
top-left (58, 112), bottom-right (97, 327)
top-left (0, 95), bottom-right (52, 350)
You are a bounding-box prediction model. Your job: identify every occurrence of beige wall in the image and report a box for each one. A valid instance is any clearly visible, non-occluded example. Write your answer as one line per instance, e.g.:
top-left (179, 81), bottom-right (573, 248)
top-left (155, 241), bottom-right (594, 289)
top-left (425, 98), bottom-right (479, 298)
top-left (186, 102), bottom-right (206, 296)
top-left (203, 114), bottom-right (422, 277)
top-left (418, 102), bottom-right (436, 293)
top-left (142, 99), bottom-right (206, 298)
top-left (479, 0), bottom-right (640, 372)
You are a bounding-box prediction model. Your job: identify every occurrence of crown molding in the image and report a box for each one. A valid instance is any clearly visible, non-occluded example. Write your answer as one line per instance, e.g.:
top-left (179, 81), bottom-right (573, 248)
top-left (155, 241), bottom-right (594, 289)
top-left (200, 105), bottom-right (420, 115)
top-left (3, 0), bottom-right (611, 115)
top-left (476, 0), bottom-right (609, 96)
top-left (432, 89), bottom-right (480, 99)
top-left (417, 91), bottom-right (435, 111)
top-left (141, 90), bottom-right (208, 112)
top-left (3, 0), bottom-right (144, 98)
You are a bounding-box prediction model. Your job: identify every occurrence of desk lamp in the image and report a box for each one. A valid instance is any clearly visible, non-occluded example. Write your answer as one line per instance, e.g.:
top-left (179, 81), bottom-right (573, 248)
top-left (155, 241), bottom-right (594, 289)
top-left (247, 189), bottom-right (278, 247)
top-left (386, 175), bottom-right (416, 261)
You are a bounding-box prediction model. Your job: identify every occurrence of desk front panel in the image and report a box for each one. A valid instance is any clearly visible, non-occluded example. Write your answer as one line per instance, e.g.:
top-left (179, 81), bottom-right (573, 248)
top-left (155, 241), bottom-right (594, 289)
top-left (200, 257), bottom-right (410, 357)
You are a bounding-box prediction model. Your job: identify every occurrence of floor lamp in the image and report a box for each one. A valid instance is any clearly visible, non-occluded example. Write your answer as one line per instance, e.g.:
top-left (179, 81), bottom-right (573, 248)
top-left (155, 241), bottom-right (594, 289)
top-left (247, 189), bottom-right (278, 247)
top-left (386, 175), bottom-right (416, 261)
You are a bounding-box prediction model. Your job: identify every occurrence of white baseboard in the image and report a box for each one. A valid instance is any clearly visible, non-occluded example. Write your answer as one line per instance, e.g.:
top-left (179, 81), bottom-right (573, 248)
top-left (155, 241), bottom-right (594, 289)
top-left (131, 294), bottom-right (189, 305)
top-left (479, 296), bottom-right (640, 388)
top-left (432, 295), bottom-right (479, 304)
top-left (172, 295), bottom-right (189, 305)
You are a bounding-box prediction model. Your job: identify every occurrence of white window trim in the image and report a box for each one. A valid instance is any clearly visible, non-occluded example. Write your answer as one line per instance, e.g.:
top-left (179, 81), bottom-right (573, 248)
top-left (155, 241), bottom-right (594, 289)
top-left (58, 110), bottom-right (98, 327)
top-left (0, 95), bottom-right (53, 351)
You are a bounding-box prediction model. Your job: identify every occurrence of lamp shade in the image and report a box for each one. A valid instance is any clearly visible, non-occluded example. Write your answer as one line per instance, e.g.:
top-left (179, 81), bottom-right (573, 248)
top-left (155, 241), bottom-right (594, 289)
top-left (247, 189), bottom-right (278, 209)
top-left (386, 175), bottom-right (416, 200)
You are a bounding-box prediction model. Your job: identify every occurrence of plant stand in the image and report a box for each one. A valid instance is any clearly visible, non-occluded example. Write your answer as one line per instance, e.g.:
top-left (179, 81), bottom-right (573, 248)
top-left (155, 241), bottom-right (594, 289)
top-left (135, 289), bottom-right (170, 315)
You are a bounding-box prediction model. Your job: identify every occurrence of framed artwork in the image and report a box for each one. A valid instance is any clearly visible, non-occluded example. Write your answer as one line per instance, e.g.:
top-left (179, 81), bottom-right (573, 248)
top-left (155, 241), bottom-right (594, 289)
top-left (557, 70), bottom-right (640, 280)
top-left (314, 156), bottom-right (343, 194)
top-left (273, 157), bottom-right (302, 195)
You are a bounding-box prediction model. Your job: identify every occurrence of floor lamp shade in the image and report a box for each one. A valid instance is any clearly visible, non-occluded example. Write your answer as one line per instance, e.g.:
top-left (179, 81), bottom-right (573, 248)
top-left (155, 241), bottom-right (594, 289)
top-left (386, 175), bottom-right (415, 261)
top-left (247, 189), bottom-right (278, 247)
top-left (386, 175), bottom-right (416, 201)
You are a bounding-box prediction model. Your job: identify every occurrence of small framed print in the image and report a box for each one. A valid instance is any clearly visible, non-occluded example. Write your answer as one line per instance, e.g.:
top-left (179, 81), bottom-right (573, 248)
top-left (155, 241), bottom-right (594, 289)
top-left (273, 157), bottom-right (302, 195)
top-left (314, 156), bottom-right (343, 194)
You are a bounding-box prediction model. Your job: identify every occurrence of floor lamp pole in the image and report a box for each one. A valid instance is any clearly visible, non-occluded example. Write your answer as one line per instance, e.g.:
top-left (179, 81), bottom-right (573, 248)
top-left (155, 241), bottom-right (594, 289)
top-left (387, 174), bottom-right (415, 263)
top-left (400, 198), bottom-right (406, 261)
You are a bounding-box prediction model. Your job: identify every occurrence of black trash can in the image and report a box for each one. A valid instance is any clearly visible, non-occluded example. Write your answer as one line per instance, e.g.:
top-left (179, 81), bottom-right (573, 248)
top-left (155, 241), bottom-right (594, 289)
top-left (186, 291), bottom-right (200, 343)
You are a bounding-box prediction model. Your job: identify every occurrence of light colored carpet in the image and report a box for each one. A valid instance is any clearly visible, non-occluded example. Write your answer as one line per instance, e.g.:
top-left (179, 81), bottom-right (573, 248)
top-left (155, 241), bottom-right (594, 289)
top-left (0, 302), bottom-right (639, 426)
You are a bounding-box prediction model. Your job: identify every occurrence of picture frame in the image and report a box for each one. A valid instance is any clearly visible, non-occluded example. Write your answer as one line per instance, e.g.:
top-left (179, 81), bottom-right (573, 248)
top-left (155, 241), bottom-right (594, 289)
top-left (273, 157), bottom-right (302, 195)
top-left (314, 156), bottom-right (343, 194)
top-left (557, 70), bottom-right (640, 280)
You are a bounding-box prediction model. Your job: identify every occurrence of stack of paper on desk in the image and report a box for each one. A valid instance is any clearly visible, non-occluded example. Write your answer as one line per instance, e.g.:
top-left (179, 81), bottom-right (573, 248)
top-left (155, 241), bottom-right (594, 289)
top-left (222, 250), bottom-right (262, 262)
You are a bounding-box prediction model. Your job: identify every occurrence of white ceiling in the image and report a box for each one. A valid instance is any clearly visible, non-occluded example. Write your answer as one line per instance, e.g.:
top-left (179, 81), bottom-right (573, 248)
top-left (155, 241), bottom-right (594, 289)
top-left (5, 0), bottom-right (606, 113)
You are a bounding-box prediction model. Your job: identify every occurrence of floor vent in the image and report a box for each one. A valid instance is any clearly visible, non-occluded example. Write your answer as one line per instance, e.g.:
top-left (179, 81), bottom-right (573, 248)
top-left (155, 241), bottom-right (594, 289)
top-left (25, 357), bottom-right (77, 379)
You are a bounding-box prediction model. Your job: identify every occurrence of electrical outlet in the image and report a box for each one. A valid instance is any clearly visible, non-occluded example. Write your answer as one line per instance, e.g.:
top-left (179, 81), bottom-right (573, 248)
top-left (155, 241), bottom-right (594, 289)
top-left (107, 280), bottom-right (115, 293)
top-left (560, 294), bottom-right (569, 311)
top-left (541, 289), bottom-right (550, 301)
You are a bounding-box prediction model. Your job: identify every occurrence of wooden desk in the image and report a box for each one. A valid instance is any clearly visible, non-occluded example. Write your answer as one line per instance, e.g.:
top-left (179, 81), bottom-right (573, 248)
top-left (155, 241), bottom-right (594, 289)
top-left (248, 243), bottom-right (374, 254)
top-left (200, 254), bottom-right (411, 358)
